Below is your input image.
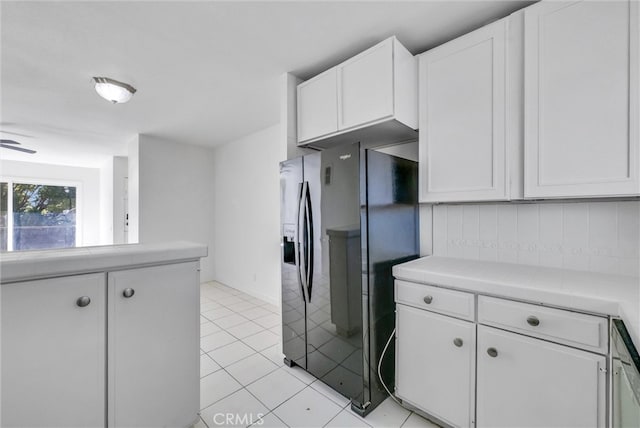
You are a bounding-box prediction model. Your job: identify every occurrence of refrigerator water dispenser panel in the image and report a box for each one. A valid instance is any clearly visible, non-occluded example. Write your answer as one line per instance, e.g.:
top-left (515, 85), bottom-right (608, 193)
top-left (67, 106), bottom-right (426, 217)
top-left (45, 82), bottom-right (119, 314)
top-left (282, 224), bottom-right (296, 265)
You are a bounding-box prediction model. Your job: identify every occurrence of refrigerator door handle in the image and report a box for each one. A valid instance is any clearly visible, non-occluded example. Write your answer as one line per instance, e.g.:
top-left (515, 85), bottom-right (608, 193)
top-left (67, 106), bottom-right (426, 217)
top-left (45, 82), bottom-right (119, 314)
top-left (297, 181), bottom-right (309, 303)
top-left (294, 183), bottom-right (302, 275)
top-left (304, 184), bottom-right (314, 302)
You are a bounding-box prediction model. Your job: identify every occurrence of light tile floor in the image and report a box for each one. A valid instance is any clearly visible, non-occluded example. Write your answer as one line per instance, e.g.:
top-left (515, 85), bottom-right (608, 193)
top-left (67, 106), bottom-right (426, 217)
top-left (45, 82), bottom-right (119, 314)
top-left (197, 281), bottom-right (439, 428)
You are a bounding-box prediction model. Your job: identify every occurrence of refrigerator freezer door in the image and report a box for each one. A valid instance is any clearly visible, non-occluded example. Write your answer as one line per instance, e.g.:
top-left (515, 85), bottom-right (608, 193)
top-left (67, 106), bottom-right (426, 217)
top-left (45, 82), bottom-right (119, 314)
top-left (361, 149), bottom-right (419, 411)
top-left (280, 158), bottom-right (306, 368)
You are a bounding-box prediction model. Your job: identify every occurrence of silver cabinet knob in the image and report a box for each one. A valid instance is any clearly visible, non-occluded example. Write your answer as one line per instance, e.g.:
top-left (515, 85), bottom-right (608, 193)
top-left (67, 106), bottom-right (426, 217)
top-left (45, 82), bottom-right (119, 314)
top-left (423, 295), bottom-right (433, 304)
top-left (453, 338), bottom-right (463, 347)
top-left (487, 347), bottom-right (498, 358)
top-left (76, 296), bottom-right (91, 307)
top-left (123, 288), bottom-right (135, 298)
top-left (526, 316), bottom-right (540, 327)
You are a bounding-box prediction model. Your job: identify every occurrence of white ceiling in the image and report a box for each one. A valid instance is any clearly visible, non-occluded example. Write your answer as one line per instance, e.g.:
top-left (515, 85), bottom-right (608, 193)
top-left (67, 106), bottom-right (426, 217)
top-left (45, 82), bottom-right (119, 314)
top-left (0, 0), bottom-right (533, 168)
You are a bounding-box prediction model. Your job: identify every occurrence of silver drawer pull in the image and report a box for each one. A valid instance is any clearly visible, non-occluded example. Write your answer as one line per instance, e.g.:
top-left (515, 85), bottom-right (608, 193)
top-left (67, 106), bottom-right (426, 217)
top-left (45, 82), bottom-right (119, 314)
top-left (123, 288), bottom-right (135, 298)
top-left (453, 338), bottom-right (463, 347)
top-left (76, 296), bottom-right (91, 307)
top-left (526, 316), bottom-right (540, 327)
top-left (423, 295), bottom-right (433, 304)
top-left (487, 347), bottom-right (498, 358)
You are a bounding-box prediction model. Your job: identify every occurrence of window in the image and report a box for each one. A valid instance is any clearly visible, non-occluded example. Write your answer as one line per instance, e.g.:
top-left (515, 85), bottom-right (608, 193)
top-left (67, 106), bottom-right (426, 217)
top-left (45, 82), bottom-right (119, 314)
top-left (1, 183), bottom-right (7, 251)
top-left (0, 181), bottom-right (78, 251)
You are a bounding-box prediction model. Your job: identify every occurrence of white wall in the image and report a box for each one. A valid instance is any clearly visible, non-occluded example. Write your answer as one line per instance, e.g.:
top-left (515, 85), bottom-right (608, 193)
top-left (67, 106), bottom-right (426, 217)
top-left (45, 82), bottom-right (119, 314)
top-left (127, 136), bottom-right (140, 244)
top-left (99, 156), bottom-right (129, 245)
top-left (0, 159), bottom-right (103, 246)
top-left (212, 124), bottom-right (285, 305)
top-left (375, 140), bottom-right (419, 161)
top-left (431, 201), bottom-right (640, 277)
top-left (112, 156), bottom-right (128, 244)
top-left (128, 134), bottom-right (216, 282)
top-left (280, 72), bottom-right (312, 160)
top-left (99, 158), bottom-right (114, 245)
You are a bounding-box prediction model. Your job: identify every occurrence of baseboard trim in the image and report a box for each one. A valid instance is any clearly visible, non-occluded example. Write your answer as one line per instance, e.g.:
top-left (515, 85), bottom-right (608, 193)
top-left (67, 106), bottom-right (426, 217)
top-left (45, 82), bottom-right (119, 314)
top-left (208, 279), bottom-right (280, 309)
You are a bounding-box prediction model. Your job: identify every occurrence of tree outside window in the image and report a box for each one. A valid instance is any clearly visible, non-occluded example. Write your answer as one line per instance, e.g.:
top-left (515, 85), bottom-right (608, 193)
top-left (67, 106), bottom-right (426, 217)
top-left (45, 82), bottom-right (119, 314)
top-left (0, 182), bottom-right (77, 251)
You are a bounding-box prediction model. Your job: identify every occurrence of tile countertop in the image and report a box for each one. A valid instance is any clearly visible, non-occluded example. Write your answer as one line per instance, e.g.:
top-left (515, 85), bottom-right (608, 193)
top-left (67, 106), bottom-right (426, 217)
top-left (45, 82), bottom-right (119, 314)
top-left (393, 256), bottom-right (640, 344)
top-left (0, 241), bottom-right (208, 283)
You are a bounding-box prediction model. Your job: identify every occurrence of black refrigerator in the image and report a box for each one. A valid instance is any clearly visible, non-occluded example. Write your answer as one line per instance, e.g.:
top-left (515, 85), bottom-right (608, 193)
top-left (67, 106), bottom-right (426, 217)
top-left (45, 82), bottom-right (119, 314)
top-left (280, 142), bottom-right (419, 416)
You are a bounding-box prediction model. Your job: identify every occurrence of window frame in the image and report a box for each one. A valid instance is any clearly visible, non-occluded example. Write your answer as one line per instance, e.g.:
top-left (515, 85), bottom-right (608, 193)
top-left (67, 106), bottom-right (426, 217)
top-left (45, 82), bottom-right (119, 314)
top-left (0, 176), bottom-right (83, 251)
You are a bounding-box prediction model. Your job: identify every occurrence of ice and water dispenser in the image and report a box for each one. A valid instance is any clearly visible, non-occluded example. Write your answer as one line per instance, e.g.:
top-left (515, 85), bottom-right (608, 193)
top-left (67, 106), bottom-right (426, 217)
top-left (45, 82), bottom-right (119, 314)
top-left (282, 224), bottom-right (296, 264)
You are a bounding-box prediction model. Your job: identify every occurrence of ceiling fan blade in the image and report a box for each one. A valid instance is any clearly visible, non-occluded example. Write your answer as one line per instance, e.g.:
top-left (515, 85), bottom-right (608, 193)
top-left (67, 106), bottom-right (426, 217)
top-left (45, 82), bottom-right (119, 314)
top-left (0, 143), bottom-right (36, 154)
top-left (0, 130), bottom-right (35, 139)
top-left (0, 139), bottom-right (20, 145)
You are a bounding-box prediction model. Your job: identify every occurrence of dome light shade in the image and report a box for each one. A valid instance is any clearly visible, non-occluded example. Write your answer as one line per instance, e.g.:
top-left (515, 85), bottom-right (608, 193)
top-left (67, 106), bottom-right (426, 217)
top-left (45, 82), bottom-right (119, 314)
top-left (93, 77), bottom-right (136, 104)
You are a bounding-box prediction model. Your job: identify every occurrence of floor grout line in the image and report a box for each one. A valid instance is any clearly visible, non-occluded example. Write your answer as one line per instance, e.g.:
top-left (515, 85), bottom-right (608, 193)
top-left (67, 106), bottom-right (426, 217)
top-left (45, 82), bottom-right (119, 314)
top-left (242, 385), bottom-right (294, 427)
top-left (399, 411), bottom-right (413, 428)
top-left (201, 356), bottom-right (284, 408)
top-left (198, 372), bottom-right (243, 414)
top-left (266, 383), bottom-right (314, 415)
top-left (206, 347), bottom-right (258, 370)
top-left (198, 415), bottom-right (211, 428)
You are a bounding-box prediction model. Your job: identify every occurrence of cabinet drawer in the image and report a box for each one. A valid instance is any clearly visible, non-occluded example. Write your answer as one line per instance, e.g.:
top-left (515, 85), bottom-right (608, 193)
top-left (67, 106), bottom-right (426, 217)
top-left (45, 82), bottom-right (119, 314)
top-left (395, 280), bottom-right (475, 321)
top-left (478, 296), bottom-right (608, 354)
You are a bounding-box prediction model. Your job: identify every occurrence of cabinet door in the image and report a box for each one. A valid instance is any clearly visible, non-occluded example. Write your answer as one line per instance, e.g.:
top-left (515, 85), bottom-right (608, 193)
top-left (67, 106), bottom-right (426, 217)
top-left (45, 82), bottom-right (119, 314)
top-left (1, 274), bottom-right (106, 427)
top-left (396, 305), bottom-right (475, 427)
top-left (108, 262), bottom-right (199, 428)
top-left (524, 0), bottom-right (639, 198)
top-left (419, 19), bottom-right (510, 202)
top-left (476, 325), bottom-right (607, 428)
top-left (338, 38), bottom-right (394, 130)
top-left (297, 69), bottom-right (338, 142)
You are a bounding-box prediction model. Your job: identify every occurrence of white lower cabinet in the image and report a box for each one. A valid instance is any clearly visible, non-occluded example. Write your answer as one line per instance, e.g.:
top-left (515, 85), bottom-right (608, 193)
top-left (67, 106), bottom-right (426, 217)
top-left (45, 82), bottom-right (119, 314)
top-left (476, 325), bottom-right (607, 428)
top-left (395, 280), bottom-right (610, 428)
top-left (396, 304), bottom-right (475, 427)
top-left (1, 261), bottom-right (200, 428)
top-left (1, 274), bottom-right (106, 427)
top-left (108, 262), bottom-right (200, 428)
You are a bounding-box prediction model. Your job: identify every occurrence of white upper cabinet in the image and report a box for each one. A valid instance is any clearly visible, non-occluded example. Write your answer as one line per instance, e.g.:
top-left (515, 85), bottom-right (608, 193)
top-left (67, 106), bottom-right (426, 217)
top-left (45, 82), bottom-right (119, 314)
top-left (524, 0), bottom-right (639, 198)
top-left (297, 68), bottom-right (338, 143)
top-left (419, 14), bottom-right (524, 203)
top-left (338, 39), bottom-right (393, 129)
top-left (338, 37), bottom-right (415, 129)
top-left (297, 36), bottom-right (417, 147)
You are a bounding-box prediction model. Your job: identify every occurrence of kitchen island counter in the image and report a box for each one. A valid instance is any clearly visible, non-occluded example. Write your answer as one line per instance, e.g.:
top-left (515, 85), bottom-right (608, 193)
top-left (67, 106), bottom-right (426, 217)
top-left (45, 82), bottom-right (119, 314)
top-left (1, 241), bottom-right (206, 428)
top-left (0, 241), bottom-right (207, 283)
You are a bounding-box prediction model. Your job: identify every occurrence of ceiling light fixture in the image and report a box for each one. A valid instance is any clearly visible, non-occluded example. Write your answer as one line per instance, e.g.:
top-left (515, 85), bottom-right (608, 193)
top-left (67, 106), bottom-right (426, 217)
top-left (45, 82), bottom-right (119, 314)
top-left (93, 77), bottom-right (137, 104)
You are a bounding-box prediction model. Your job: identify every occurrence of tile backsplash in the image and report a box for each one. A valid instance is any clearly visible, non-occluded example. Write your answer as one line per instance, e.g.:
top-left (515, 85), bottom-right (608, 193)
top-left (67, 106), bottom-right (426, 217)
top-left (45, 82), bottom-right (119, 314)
top-left (432, 201), bottom-right (640, 277)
